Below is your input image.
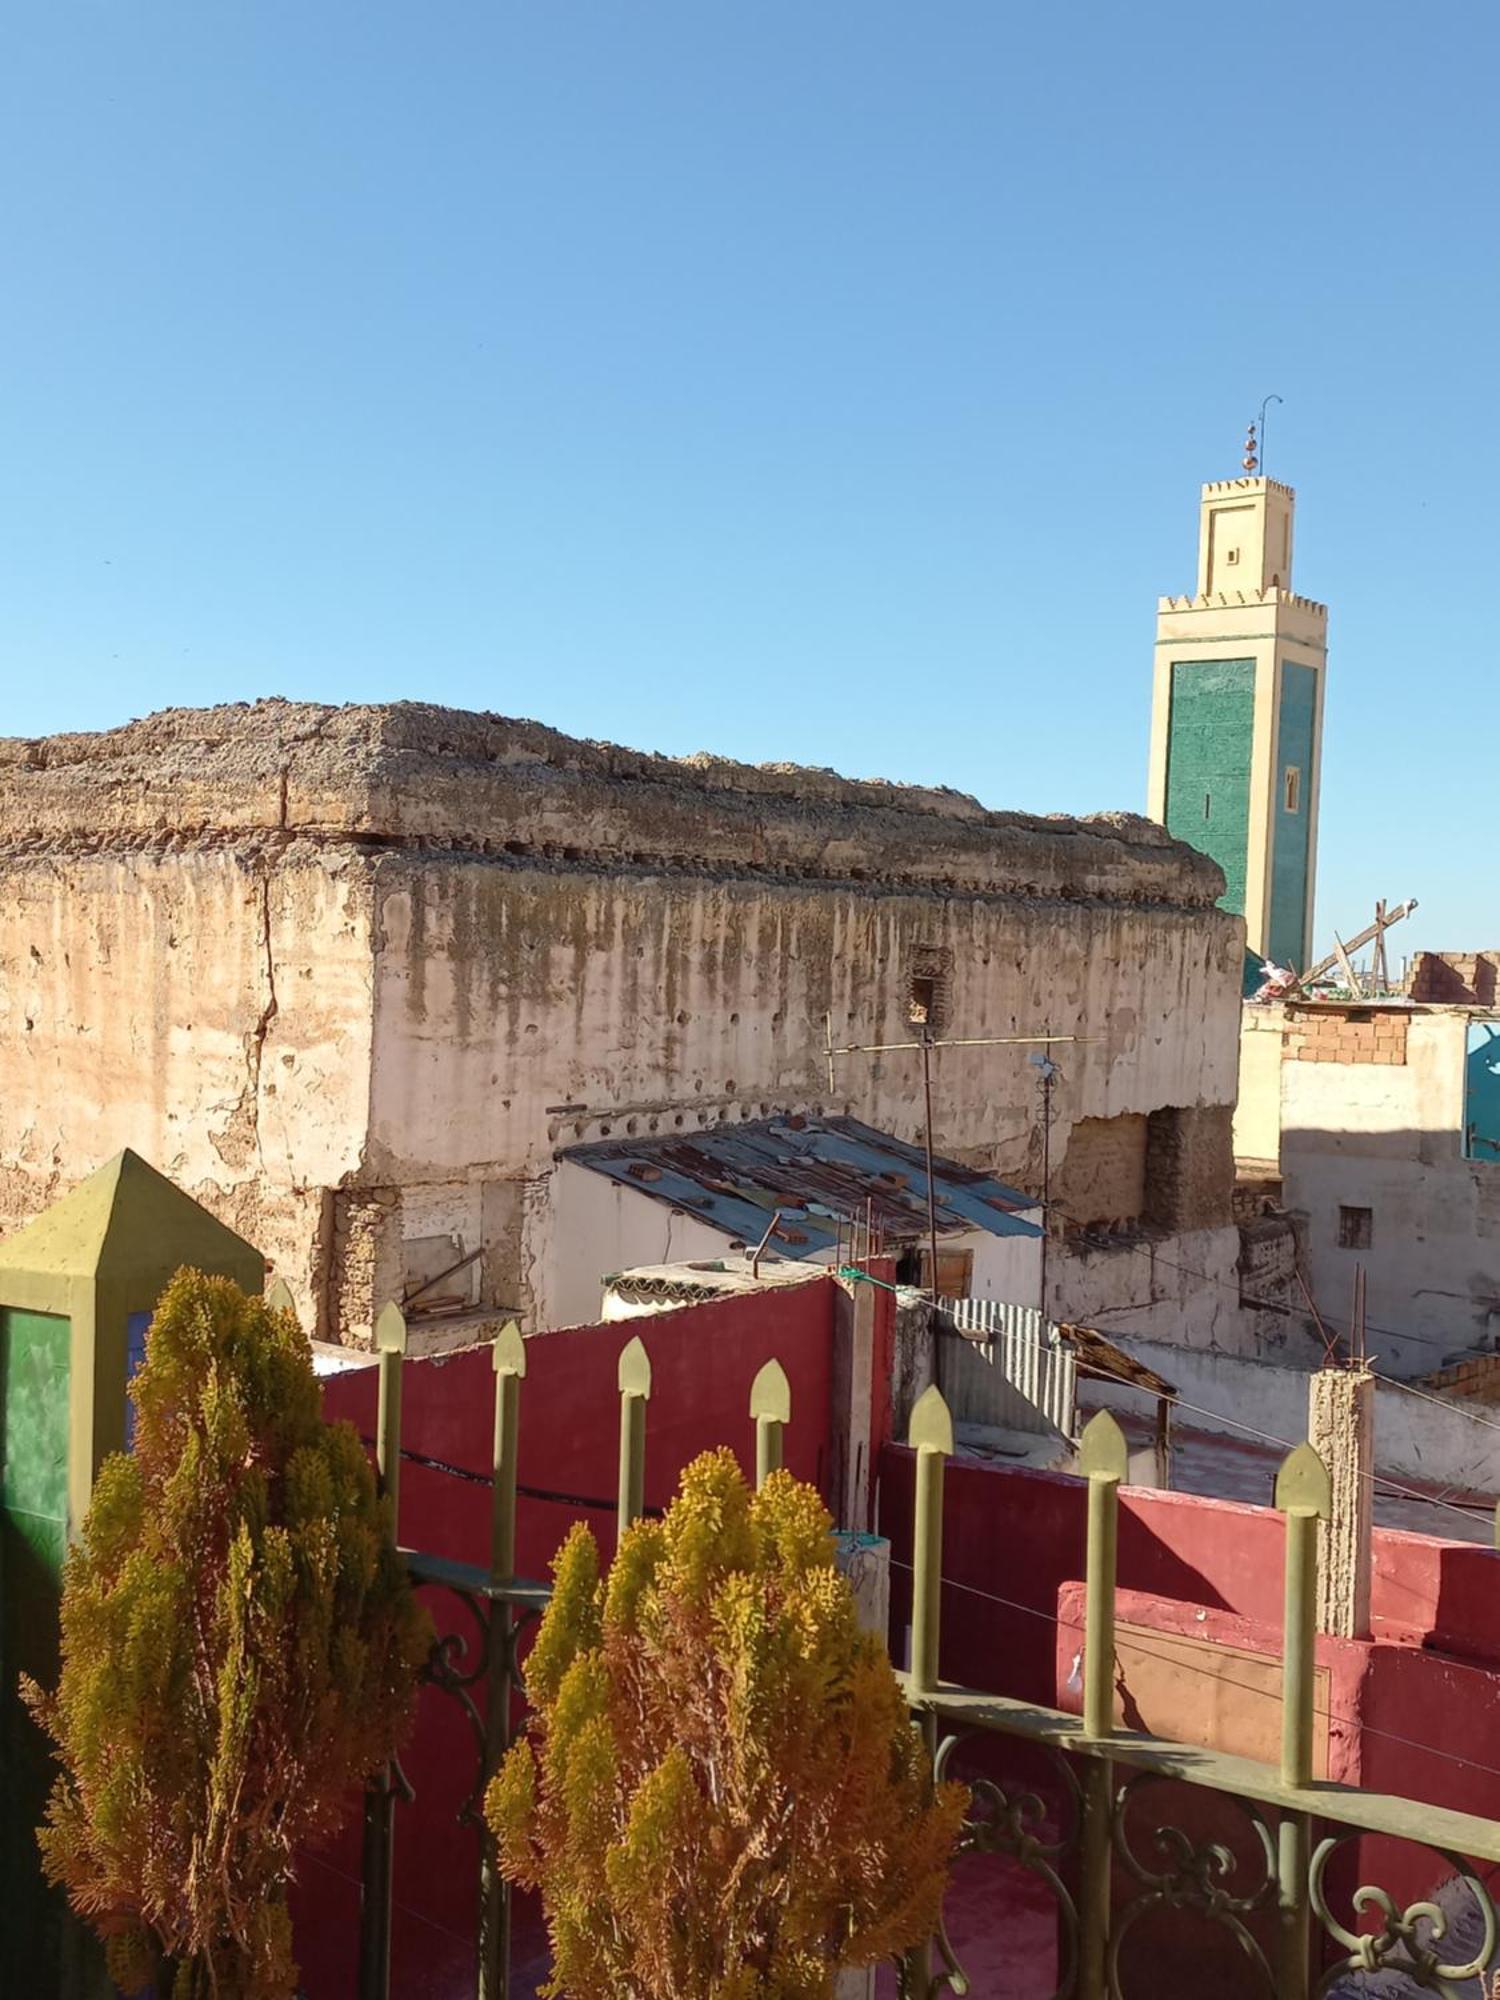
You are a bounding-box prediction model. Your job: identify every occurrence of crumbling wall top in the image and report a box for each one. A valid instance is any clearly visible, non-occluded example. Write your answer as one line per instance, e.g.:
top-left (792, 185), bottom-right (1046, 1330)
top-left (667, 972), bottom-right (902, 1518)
top-left (0, 700), bottom-right (1226, 907)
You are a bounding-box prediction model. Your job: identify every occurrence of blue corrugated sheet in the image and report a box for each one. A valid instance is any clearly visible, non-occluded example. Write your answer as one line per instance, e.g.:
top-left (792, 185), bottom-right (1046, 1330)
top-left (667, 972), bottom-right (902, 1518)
top-left (562, 1114), bottom-right (1042, 1259)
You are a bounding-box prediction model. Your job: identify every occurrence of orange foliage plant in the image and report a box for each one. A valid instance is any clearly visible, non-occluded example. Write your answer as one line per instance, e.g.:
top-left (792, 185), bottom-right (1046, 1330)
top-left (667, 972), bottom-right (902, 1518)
top-left (487, 1448), bottom-right (967, 1999)
top-left (23, 1271), bottom-right (431, 1999)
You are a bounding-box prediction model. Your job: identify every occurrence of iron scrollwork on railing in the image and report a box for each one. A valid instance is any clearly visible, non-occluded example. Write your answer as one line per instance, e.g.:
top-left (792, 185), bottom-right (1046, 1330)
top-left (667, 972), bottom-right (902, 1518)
top-left (901, 1731), bottom-right (1083, 2000)
top-left (406, 1552), bottom-right (548, 1827)
top-left (1310, 1834), bottom-right (1499, 1998)
top-left (1108, 1771), bottom-right (1278, 1999)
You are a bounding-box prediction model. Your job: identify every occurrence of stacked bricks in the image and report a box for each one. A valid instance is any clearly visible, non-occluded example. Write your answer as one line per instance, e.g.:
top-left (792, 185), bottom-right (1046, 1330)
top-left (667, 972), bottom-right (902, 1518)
top-left (1284, 1007), bottom-right (1409, 1065)
top-left (1409, 951), bottom-right (1500, 1006)
top-left (1418, 1352), bottom-right (1500, 1404)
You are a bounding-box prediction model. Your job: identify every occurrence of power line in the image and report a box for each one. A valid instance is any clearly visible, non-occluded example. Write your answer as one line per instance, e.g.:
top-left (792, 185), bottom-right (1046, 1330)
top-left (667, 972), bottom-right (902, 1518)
top-left (1374, 1370), bottom-right (1500, 1437)
top-left (890, 1559), bottom-right (1500, 1789)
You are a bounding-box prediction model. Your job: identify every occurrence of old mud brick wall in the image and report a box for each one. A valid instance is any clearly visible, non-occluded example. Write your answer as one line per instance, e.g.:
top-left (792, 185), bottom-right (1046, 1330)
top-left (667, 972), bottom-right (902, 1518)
top-left (0, 702), bottom-right (1244, 1340)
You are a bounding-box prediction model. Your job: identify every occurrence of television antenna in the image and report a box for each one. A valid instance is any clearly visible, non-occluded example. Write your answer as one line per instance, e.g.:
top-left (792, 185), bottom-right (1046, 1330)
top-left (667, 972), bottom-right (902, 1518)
top-left (823, 1011), bottom-right (1092, 1302)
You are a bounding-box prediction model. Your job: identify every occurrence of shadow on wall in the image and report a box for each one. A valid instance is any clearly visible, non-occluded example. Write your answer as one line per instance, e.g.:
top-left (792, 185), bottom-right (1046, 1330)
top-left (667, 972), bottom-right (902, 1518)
top-left (1279, 1122), bottom-right (1500, 1364)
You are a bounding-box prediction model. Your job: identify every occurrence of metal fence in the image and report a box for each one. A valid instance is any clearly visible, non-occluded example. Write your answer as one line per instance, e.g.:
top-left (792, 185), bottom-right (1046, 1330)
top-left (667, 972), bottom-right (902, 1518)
top-left (938, 1297), bottom-right (1078, 1438)
top-left (357, 1303), bottom-right (1500, 2000)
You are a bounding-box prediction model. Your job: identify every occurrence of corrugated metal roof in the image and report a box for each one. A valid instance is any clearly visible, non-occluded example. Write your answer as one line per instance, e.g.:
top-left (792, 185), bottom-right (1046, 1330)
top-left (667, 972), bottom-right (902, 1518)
top-left (562, 1114), bottom-right (1041, 1259)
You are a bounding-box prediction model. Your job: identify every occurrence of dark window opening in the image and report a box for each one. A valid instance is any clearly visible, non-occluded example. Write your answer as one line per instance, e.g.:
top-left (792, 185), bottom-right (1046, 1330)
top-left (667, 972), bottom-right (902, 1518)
top-left (908, 976), bottom-right (937, 1028)
top-left (1338, 1205), bottom-right (1373, 1250)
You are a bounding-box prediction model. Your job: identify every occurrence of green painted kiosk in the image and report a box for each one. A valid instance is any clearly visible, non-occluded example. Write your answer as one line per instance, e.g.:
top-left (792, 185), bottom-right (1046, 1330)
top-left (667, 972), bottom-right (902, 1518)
top-left (0, 1150), bottom-right (263, 1995)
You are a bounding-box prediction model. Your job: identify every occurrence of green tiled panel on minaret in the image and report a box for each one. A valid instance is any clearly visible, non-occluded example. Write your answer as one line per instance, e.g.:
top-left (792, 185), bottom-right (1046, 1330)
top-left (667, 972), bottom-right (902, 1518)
top-left (1163, 658), bottom-right (1256, 915)
top-left (1268, 663), bottom-right (1317, 968)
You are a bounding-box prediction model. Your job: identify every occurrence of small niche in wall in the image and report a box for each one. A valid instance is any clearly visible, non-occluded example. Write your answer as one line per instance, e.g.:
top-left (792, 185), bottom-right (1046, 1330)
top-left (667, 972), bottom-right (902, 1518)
top-left (1337, 1205), bottom-right (1373, 1250)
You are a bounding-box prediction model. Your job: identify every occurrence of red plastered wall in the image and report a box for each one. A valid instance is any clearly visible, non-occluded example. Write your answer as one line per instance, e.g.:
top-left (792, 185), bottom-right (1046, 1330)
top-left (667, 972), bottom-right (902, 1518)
top-left (292, 1278), bottom-right (837, 1999)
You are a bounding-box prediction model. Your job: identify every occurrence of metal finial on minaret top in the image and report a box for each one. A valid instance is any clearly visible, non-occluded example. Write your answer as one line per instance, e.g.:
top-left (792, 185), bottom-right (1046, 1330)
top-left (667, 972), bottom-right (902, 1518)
top-left (1242, 423), bottom-right (1259, 474)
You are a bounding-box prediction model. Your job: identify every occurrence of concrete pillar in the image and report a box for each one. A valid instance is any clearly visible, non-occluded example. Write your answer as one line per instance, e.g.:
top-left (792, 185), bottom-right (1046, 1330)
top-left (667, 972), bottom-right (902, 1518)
top-left (1307, 1367), bottom-right (1374, 1639)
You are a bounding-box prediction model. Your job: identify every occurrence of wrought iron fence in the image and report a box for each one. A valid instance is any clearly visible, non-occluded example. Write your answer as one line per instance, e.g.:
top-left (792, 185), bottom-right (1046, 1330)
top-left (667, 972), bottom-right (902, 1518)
top-left (352, 1303), bottom-right (1500, 2000)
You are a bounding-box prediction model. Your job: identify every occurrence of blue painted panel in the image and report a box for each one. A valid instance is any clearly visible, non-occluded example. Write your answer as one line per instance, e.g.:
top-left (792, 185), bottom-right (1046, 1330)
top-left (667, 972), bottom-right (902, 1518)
top-left (124, 1310), bottom-right (152, 1449)
top-left (1267, 663), bottom-right (1317, 969)
top-left (1465, 1022), bottom-right (1500, 1163)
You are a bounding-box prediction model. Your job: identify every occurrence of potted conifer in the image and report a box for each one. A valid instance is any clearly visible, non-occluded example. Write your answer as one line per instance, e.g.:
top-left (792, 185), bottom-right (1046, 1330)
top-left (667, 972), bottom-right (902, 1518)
top-left (23, 1270), bottom-right (431, 1999)
top-left (488, 1447), bottom-right (966, 1998)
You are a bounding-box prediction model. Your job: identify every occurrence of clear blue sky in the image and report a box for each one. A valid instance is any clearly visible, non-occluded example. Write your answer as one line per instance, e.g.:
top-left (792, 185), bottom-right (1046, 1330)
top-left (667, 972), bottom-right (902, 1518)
top-left (2, 2), bottom-right (1492, 961)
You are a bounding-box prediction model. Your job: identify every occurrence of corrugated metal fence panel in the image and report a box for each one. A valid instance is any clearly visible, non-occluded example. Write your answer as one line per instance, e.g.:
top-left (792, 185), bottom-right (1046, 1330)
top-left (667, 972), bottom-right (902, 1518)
top-left (939, 1297), bottom-right (1078, 1439)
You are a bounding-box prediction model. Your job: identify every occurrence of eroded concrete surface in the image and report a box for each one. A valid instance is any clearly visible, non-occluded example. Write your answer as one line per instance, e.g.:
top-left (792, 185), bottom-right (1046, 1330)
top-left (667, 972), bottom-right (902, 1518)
top-left (1, 701), bottom-right (1251, 1343)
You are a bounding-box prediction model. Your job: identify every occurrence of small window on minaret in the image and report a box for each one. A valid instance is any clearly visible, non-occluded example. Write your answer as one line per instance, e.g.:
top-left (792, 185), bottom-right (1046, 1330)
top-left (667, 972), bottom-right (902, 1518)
top-left (1284, 766), bottom-right (1301, 813)
top-left (1225, 546), bottom-right (1240, 565)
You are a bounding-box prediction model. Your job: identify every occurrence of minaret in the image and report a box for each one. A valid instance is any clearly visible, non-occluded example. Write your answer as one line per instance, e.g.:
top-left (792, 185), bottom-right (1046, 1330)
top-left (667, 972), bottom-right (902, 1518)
top-left (1147, 447), bottom-right (1327, 972)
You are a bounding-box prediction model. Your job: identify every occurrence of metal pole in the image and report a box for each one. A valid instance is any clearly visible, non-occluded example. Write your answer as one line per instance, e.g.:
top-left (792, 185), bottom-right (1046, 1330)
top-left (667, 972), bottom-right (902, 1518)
top-left (360, 1302), bottom-right (408, 2000)
top-left (1275, 1443), bottom-right (1331, 2000)
top-left (1078, 1412), bottom-right (1127, 2000)
top-left (616, 1335), bottom-right (652, 1541)
top-left (374, 1301), bottom-right (407, 1525)
top-left (904, 1386), bottom-right (953, 1997)
top-left (921, 1031), bottom-right (941, 1299)
top-left (908, 1385), bottom-right (952, 1694)
top-left (1080, 1413), bottom-right (1126, 1741)
top-left (1258, 393), bottom-right (1284, 483)
top-left (1039, 1057), bottom-right (1053, 1317)
top-left (478, 1323), bottom-right (525, 2000)
top-left (750, 1357), bottom-right (790, 1490)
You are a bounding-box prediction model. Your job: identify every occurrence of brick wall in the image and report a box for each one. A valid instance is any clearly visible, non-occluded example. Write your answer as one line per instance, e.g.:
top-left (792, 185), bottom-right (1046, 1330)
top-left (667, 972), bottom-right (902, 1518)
top-left (1053, 1113), bottom-right (1148, 1228)
top-left (1144, 1104), bottom-right (1236, 1232)
top-left (1237, 1215), bottom-right (1300, 1309)
top-left (1410, 952), bottom-right (1500, 1006)
top-left (1285, 1006), bottom-right (1409, 1065)
top-left (1418, 1352), bottom-right (1500, 1403)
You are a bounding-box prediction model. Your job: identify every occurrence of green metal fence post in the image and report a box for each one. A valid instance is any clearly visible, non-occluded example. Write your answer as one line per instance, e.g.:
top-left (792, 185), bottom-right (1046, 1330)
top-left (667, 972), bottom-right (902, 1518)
top-left (1078, 1410), bottom-right (1128, 2000)
top-left (616, 1335), bottom-right (652, 1540)
top-left (749, 1357), bottom-right (791, 1489)
top-left (905, 1385), bottom-right (953, 1996)
top-left (374, 1301), bottom-right (408, 1523)
top-left (1275, 1442), bottom-right (1332, 2000)
top-left (478, 1321), bottom-right (525, 2000)
top-left (360, 1302), bottom-right (408, 2000)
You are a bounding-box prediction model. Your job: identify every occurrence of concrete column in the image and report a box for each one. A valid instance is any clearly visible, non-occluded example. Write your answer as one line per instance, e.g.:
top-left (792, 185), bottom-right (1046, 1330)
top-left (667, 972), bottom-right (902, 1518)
top-left (1307, 1367), bottom-right (1374, 1639)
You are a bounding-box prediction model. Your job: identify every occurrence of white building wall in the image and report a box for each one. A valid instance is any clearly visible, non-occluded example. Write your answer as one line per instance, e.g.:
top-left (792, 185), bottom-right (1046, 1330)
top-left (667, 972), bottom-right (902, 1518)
top-left (1281, 1013), bottom-right (1500, 1372)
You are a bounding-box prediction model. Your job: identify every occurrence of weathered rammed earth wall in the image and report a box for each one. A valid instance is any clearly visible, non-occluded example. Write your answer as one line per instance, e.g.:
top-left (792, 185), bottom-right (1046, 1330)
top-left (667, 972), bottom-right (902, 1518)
top-left (0, 702), bottom-right (1248, 1342)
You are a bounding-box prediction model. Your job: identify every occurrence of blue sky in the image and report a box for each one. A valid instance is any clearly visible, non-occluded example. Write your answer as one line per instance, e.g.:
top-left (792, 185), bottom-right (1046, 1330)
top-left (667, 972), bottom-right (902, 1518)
top-left (2, 2), bottom-right (1492, 960)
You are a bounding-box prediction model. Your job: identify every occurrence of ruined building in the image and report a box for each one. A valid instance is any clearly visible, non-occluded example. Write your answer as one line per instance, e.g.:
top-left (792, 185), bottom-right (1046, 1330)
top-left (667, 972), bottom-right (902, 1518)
top-left (1, 701), bottom-right (1265, 1346)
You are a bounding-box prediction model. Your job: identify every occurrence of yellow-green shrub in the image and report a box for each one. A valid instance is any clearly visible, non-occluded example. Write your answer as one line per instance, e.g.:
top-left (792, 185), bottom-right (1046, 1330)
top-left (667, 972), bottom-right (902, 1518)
top-left (489, 1447), bottom-right (965, 1999)
top-left (23, 1270), bottom-right (431, 1999)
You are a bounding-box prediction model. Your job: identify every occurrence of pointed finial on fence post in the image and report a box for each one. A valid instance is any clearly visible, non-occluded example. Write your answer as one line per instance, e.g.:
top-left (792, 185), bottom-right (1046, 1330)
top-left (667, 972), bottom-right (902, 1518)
top-left (1079, 1411), bottom-right (1128, 1742)
top-left (373, 1302), bottom-right (408, 1522)
top-left (617, 1335), bottom-right (652, 1540)
top-left (1076, 1409), bottom-right (1130, 2000)
top-left (908, 1386), bottom-right (953, 1696)
top-left (264, 1276), bottom-right (296, 1317)
top-left (491, 1322), bottom-right (526, 1584)
top-left (749, 1358), bottom-right (791, 1489)
top-left (1274, 1439), bottom-right (1330, 2000)
top-left (481, 1319), bottom-right (526, 1995)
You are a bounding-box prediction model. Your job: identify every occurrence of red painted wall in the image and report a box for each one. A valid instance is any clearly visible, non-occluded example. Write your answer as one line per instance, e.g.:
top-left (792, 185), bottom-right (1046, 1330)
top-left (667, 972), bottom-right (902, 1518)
top-left (879, 1443), bottom-right (1500, 1702)
top-left (292, 1280), bottom-right (837, 2000)
top-left (880, 1441), bottom-right (1500, 1943)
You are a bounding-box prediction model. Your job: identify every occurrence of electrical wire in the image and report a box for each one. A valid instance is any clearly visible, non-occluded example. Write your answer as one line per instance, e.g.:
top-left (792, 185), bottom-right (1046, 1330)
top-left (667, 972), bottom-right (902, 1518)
top-left (888, 1558), bottom-right (1500, 1789)
top-left (1374, 1370), bottom-right (1500, 1436)
top-left (1134, 1390), bottom-right (1494, 1529)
